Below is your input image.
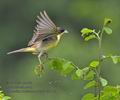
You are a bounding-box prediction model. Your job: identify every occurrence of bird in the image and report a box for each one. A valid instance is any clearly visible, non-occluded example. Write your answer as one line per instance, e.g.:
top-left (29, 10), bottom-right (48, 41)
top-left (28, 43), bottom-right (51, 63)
top-left (7, 11), bottom-right (68, 65)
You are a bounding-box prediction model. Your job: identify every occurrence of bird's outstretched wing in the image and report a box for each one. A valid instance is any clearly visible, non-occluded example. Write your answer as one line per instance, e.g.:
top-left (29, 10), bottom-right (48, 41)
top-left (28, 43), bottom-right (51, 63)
top-left (28, 11), bottom-right (57, 46)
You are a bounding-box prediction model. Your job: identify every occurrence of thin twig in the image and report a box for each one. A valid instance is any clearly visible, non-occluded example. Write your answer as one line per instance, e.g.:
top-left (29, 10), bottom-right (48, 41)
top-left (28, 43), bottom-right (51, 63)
top-left (94, 26), bottom-right (104, 99)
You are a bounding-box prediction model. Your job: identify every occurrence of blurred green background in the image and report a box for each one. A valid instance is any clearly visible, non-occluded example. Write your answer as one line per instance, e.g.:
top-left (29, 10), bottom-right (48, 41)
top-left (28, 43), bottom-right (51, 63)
top-left (0, 0), bottom-right (120, 100)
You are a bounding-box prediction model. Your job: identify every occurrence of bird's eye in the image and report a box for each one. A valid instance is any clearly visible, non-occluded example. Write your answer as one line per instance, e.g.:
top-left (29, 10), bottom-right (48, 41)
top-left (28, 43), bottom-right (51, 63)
top-left (60, 29), bottom-right (65, 33)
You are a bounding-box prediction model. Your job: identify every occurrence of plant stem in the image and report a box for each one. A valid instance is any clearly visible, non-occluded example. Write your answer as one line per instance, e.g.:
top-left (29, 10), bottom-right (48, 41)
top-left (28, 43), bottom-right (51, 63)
top-left (98, 28), bottom-right (104, 77)
top-left (94, 28), bottom-right (104, 99)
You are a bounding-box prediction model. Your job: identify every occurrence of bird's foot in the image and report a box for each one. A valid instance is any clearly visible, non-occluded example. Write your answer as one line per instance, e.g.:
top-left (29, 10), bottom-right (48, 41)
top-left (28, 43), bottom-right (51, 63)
top-left (34, 63), bottom-right (44, 77)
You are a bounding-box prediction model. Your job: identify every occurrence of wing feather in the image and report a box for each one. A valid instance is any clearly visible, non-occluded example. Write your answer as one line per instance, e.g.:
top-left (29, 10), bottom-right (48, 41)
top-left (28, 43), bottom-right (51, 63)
top-left (43, 11), bottom-right (56, 28)
top-left (34, 11), bottom-right (57, 34)
top-left (28, 11), bottom-right (57, 46)
top-left (37, 16), bottom-right (51, 29)
top-left (39, 12), bottom-right (52, 27)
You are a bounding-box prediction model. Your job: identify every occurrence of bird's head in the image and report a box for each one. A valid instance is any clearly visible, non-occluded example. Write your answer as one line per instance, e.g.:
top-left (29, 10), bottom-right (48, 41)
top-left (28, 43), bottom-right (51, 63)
top-left (57, 27), bottom-right (68, 36)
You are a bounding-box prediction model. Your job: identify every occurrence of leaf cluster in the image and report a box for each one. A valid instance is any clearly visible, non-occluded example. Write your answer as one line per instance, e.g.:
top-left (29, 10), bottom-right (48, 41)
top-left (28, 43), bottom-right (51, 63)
top-left (43, 18), bottom-right (120, 100)
top-left (0, 88), bottom-right (11, 100)
top-left (81, 18), bottom-right (112, 41)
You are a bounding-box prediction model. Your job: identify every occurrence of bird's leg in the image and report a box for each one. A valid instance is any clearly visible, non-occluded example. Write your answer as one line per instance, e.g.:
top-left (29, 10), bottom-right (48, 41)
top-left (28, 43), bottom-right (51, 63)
top-left (43, 52), bottom-right (48, 60)
top-left (35, 52), bottom-right (44, 76)
top-left (38, 52), bottom-right (43, 65)
top-left (41, 51), bottom-right (48, 64)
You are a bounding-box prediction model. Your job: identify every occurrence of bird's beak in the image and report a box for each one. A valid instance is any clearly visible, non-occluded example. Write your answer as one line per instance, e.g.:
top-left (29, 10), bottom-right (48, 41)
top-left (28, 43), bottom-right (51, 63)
top-left (64, 30), bottom-right (68, 34)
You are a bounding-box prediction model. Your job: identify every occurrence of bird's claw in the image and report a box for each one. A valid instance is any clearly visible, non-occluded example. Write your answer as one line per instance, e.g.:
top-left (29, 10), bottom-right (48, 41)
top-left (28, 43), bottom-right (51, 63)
top-left (34, 63), bottom-right (44, 77)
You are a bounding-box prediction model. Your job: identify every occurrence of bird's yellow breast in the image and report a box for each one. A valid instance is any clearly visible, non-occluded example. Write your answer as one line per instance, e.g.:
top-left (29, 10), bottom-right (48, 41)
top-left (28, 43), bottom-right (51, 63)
top-left (42, 34), bottom-right (61, 50)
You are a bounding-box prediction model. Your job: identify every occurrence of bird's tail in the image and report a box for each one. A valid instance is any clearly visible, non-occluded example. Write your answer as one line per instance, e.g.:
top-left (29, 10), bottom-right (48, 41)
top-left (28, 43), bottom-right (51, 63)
top-left (7, 47), bottom-right (36, 55)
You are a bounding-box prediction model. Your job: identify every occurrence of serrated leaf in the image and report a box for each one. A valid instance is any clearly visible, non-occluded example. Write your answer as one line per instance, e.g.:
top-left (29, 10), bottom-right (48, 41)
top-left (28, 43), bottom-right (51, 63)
top-left (90, 60), bottom-right (99, 68)
top-left (82, 93), bottom-right (96, 100)
top-left (84, 80), bottom-right (96, 89)
top-left (104, 27), bottom-right (112, 35)
top-left (100, 77), bottom-right (108, 87)
top-left (81, 28), bottom-right (94, 37)
top-left (104, 18), bottom-right (112, 26)
top-left (84, 35), bottom-right (96, 41)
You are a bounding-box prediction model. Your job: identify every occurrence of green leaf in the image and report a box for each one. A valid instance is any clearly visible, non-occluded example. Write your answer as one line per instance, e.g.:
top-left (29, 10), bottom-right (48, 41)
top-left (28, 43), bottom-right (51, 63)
top-left (81, 28), bottom-right (94, 37)
top-left (62, 61), bottom-right (75, 76)
top-left (3, 96), bottom-right (11, 100)
top-left (71, 67), bottom-right (94, 80)
top-left (71, 69), bottom-right (83, 80)
top-left (76, 69), bottom-right (83, 77)
top-left (49, 58), bottom-right (74, 76)
top-left (49, 58), bottom-right (63, 71)
top-left (79, 67), bottom-right (95, 80)
top-left (81, 67), bottom-right (90, 79)
top-left (102, 85), bottom-right (120, 100)
top-left (101, 94), bottom-right (116, 100)
top-left (84, 35), bottom-right (96, 41)
top-left (104, 27), bottom-right (112, 34)
top-left (0, 90), bottom-right (3, 93)
top-left (0, 92), bottom-right (4, 97)
top-left (103, 86), bottom-right (118, 96)
top-left (0, 89), bottom-right (11, 100)
top-left (104, 18), bottom-right (112, 26)
top-left (71, 72), bottom-right (80, 80)
top-left (82, 67), bottom-right (90, 73)
top-left (81, 28), bottom-right (97, 41)
top-left (100, 77), bottom-right (108, 87)
top-left (101, 85), bottom-right (118, 100)
top-left (90, 60), bottom-right (99, 68)
top-left (82, 93), bottom-right (96, 100)
top-left (84, 80), bottom-right (96, 89)
top-left (101, 55), bottom-right (120, 64)
top-left (83, 70), bottom-right (95, 80)
top-left (111, 56), bottom-right (118, 64)
top-left (111, 56), bottom-right (120, 64)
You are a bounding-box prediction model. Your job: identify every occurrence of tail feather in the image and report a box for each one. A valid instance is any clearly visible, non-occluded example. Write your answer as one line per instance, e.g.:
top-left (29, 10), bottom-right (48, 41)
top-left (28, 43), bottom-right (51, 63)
top-left (7, 47), bottom-right (36, 55)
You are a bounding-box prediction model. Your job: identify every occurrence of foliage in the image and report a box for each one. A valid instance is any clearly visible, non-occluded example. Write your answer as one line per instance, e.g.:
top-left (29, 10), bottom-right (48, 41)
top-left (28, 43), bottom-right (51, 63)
top-left (0, 88), bottom-right (11, 100)
top-left (48, 58), bottom-right (75, 76)
top-left (47, 18), bottom-right (120, 100)
top-left (1, 0), bottom-right (120, 100)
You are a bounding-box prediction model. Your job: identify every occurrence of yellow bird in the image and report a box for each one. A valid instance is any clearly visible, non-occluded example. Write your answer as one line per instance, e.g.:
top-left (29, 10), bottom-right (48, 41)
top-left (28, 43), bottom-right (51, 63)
top-left (7, 11), bottom-right (68, 64)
